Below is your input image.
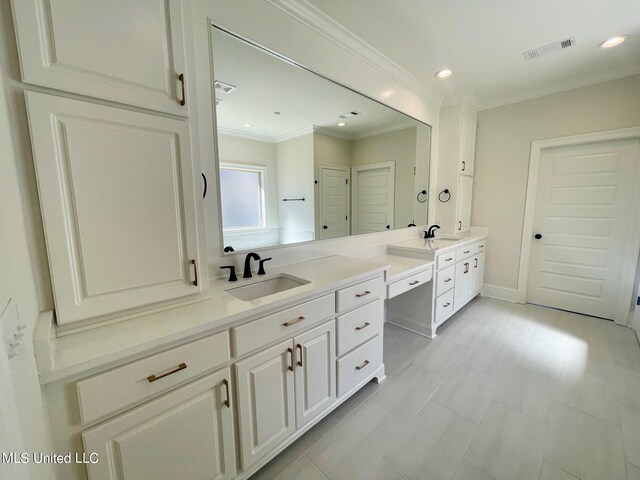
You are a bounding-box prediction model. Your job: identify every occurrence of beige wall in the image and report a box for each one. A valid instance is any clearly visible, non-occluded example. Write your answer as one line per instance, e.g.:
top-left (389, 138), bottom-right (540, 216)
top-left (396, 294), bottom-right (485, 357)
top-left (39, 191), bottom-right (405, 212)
top-left (473, 74), bottom-right (640, 291)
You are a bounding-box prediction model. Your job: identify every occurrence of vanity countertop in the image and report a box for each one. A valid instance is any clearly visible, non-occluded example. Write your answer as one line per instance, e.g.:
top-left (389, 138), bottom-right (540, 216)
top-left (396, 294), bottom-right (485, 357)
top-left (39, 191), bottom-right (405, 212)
top-left (37, 255), bottom-right (389, 384)
top-left (388, 233), bottom-right (487, 255)
top-left (370, 254), bottom-right (434, 282)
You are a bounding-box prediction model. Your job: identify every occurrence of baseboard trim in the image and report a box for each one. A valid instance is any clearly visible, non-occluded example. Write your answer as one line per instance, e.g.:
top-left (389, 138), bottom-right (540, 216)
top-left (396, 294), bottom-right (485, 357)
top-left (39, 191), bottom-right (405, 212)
top-left (481, 284), bottom-right (518, 303)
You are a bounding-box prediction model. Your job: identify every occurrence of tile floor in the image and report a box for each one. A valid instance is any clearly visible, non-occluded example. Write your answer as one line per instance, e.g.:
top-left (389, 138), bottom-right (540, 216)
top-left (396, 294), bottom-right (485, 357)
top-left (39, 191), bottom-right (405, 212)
top-left (250, 296), bottom-right (640, 480)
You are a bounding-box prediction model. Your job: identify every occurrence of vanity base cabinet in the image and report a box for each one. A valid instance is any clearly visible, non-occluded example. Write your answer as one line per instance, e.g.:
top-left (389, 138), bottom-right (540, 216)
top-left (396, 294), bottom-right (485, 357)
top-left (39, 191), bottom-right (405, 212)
top-left (82, 368), bottom-right (236, 480)
top-left (235, 339), bottom-right (296, 471)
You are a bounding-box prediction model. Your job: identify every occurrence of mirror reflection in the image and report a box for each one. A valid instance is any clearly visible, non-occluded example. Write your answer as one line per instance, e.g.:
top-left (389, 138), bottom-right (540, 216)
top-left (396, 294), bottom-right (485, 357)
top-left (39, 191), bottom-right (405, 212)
top-left (211, 27), bottom-right (432, 253)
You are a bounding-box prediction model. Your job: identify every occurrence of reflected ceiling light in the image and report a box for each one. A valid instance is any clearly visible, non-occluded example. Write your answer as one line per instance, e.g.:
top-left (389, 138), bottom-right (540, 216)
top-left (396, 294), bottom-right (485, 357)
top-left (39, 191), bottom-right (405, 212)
top-left (435, 69), bottom-right (452, 78)
top-left (243, 123), bottom-right (252, 127)
top-left (599, 36), bottom-right (628, 48)
top-left (337, 122), bottom-right (347, 127)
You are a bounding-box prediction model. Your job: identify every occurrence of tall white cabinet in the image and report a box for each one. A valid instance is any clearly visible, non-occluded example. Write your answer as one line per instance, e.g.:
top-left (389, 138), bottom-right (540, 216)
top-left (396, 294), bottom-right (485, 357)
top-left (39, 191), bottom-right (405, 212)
top-left (13, 0), bottom-right (206, 325)
top-left (11, 0), bottom-right (192, 116)
top-left (435, 101), bottom-right (477, 234)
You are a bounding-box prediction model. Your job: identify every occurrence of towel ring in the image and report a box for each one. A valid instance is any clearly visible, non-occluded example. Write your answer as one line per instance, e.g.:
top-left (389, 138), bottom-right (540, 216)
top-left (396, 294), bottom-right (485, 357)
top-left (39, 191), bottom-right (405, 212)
top-left (438, 189), bottom-right (451, 202)
top-left (416, 189), bottom-right (428, 203)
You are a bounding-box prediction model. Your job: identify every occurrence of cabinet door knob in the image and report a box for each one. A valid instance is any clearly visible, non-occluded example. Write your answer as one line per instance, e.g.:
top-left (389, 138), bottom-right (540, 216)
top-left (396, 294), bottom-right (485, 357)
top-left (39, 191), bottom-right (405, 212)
top-left (535, 233), bottom-right (542, 240)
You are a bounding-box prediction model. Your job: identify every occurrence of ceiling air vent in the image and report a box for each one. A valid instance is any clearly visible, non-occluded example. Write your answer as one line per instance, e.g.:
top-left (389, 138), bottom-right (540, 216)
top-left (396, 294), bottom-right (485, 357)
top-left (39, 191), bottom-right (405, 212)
top-left (339, 111), bottom-right (360, 119)
top-left (214, 80), bottom-right (236, 94)
top-left (522, 36), bottom-right (575, 61)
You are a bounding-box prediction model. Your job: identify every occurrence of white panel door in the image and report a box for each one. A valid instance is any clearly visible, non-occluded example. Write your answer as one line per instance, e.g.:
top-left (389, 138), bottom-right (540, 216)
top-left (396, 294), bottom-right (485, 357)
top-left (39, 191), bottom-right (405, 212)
top-left (527, 139), bottom-right (640, 320)
top-left (82, 369), bottom-right (236, 480)
top-left (235, 339), bottom-right (296, 470)
top-left (456, 175), bottom-right (473, 233)
top-left (352, 162), bottom-right (395, 234)
top-left (11, 0), bottom-right (190, 116)
top-left (294, 320), bottom-right (336, 428)
top-left (319, 165), bottom-right (349, 240)
top-left (26, 92), bottom-right (203, 324)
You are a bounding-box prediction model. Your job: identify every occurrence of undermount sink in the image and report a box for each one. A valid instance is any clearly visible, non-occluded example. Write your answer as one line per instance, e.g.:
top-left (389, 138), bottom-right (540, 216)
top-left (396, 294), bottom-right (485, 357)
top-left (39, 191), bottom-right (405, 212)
top-left (225, 274), bottom-right (310, 301)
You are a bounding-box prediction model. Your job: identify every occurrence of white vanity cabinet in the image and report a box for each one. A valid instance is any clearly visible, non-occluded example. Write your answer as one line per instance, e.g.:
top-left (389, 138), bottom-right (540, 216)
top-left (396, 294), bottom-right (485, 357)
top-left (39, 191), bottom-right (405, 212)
top-left (12, 0), bottom-right (191, 116)
top-left (83, 368), bottom-right (236, 480)
top-left (25, 92), bottom-right (205, 324)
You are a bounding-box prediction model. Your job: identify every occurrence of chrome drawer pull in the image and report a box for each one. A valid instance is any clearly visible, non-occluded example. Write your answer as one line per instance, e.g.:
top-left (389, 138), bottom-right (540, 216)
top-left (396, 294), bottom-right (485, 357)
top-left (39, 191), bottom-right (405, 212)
top-left (443, 302), bottom-right (451, 308)
top-left (444, 278), bottom-right (452, 283)
top-left (409, 280), bottom-right (420, 286)
top-left (147, 363), bottom-right (187, 383)
top-left (355, 359), bottom-right (370, 371)
top-left (464, 250), bottom-right (470, 254)
top-left (445, 257), bottom-right (453, 261)
top-left (355, 290), bottom-right (371, 298)
top-left (283, 316), bottom-right (305, 327)
top-left (222, 379), bottom-right (230, 408)
top-left (355, 322), bottom-right (371, 331)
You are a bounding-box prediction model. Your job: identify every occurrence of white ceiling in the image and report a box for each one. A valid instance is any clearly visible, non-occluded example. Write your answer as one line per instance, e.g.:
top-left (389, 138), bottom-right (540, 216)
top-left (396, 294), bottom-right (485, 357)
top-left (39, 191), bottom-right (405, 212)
top-left (303, 0), bottom-right (640, 108)
top-left (212, 28), bottom-right (422, 141)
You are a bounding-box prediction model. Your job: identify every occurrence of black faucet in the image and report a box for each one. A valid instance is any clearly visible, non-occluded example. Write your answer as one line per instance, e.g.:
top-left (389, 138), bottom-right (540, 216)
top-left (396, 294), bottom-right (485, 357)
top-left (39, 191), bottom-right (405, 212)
top-left (243, 252), bottom-right (261, 278)
top-left (424, 224), bottom-right (441, 239)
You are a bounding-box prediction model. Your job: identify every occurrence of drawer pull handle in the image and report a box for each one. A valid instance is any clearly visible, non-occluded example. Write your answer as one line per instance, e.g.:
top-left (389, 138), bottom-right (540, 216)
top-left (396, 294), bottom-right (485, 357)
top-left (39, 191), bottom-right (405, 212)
top-left (191, 259), bottom-right (199, 286)
top-left (409, 280), bottom-right (420, 286)
top-left (464, 250), bottom-right (471, 254)
top-left (445, 257), bottom-right (453, 261)
top-left (283, 316), bottom-right (305, 327)
top-left (355, 359), bottom-right (370, 371)
top-left (464, 262), bottom-right (470, 274)
top-left (147, 363), bottom-right (187, 383)
top-left (355, 322), bottom-right (371, 331)
top-left (355, 290), bottom-right (371, 298)
top-left (479, 245), bottom-right (484, 248)
top-left (222, 379), bottom-right (230, 408)
top-left (444, 278), bottom-right (452, 283)
top-left (178, 73), bottom-right (186, 106)
top-left (474, 258), bottom-right (478, 268)
top-left (443, 302), bottom-right (451, 307)
top-left (296, 343), bottom-right (303, 367)
top-left (287, 347), bottom-right (294, 371)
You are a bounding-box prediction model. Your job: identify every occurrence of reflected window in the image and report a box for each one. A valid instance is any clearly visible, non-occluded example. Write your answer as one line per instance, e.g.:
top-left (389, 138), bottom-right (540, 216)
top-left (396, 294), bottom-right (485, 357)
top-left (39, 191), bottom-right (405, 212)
top-left (220, 164), bottom-right (266, 230)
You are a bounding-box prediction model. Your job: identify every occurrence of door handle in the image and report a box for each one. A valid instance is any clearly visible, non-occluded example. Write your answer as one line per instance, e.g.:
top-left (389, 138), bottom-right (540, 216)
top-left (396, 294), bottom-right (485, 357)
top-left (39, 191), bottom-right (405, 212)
top-left (464, 262), bottom-right (469, 274)
top-left (534, 233), bottom-right (542, 239)
top-left (458, 221), bottom-right (462, 231)
top-left (474, 258), bottom-right (478, 268)
top-left (222, 379), bottom-right (230, 408)
top-left (462, 161), bottom-right (466, 171)
top-left (287, 348), bottom-right (294, 372)
top-left (178, 73), bottom-right (186, 106)
top-left (296, 343), bottom-right (303, 367)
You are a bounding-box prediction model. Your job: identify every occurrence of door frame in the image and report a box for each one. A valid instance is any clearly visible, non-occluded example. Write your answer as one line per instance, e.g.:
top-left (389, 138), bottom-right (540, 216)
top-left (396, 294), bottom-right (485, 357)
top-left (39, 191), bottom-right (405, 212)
top-left (318, 164), bottom-right (350, 239)
top-left (351, 161), bottom-right (396, 234)
top-left (516, 127), bottom-right (640, 325)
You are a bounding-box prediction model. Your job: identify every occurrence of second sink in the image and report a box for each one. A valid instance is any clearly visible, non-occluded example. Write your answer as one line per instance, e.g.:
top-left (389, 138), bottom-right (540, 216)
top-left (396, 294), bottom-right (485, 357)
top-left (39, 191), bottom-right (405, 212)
top-left (225, 274), bottom-right (310, 301)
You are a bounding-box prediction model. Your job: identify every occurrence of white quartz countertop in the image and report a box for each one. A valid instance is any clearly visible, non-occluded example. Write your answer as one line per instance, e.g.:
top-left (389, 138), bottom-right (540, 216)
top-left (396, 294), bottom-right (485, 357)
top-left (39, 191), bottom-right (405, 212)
top-left (388, 233), bottom-right (488, 255)
top-left (40, 255), bottom-right (388, 384)
top-left (370, 254), bottom-right (434, 282)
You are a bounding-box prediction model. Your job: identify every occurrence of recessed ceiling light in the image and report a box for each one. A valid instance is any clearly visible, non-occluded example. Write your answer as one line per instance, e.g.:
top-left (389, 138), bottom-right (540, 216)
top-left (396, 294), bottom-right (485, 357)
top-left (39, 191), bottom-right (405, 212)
top-left (599, 35), bottom-right (629, 48)
top-left (435, 69), bottom-right (452, 78)
top-left (243, 123), bottom-right (252, 128)
top-left (337, 122), bottom-right (347, 127)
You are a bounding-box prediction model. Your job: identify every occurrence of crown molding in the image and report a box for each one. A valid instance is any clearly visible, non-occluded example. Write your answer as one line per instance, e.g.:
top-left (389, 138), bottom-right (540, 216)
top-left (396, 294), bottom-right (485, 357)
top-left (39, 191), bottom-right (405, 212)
top-left (441, 92), bottom-right (483, 110)
top-left (275, 126), bottom-right (315, 142)
top-left (218, 126), bottom-right (315, 144)
top-left (313, 126), bottom-right (352, 141)
top-left (351, 121), bottom-right (416, 140)
top-left (478, 69), bottom-right (640, 111)
top-left (266, 0), bottom-right (443, 107)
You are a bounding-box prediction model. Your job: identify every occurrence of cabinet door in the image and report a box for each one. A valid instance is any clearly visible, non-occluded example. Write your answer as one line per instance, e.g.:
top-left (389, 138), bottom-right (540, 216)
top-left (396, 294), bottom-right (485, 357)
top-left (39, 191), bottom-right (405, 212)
top-left (294, 320), bottom-right (336, 428)
top-left (454, 260), bottom-right (472, 310)
top-left (26, 92), bottom-right (204, 324)
top-left (472, 252), bottom-right (485, 295)
top-left (456, 175), bottom-right (474, 233)
top-left (235, 339), bottom-right (296, 470)
top-left (82, 369), bottom-right (236, 480)
top-left (12, 0), bottom-right (190, 116)
top-left (460, 112), bottom-right (477, 175)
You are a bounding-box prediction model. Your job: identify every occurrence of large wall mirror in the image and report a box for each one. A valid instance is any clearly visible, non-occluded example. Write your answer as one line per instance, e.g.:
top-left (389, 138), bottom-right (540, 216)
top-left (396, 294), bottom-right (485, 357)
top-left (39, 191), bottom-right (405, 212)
top-left (211, 27), bottom-right (432, 253)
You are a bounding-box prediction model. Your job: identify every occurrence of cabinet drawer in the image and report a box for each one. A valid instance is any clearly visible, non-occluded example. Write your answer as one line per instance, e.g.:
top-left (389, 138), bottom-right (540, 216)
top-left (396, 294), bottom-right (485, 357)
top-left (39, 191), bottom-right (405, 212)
top-left (474, 241), bottom-right (486, 254)
top-left (337, 336), bottom-right (383, 397)
top-left (337, 299), bottom-right (383, 356)
top-left (77, 331), bottom-right (230, 424)
top-left (436, 266), bottom-right (456, 296)
top-left (435, 290), bottom-right (455, 324)
top-left (336, 276), bottom-right (384, 313)
top-left (456, 244), bottom-right (475, 261)
top-left (387, 267), bottom-right (433, 299)
top-left (233, 294), bottom-right (334, 357)
top-left (436, 252), bottom-right (457, 270)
